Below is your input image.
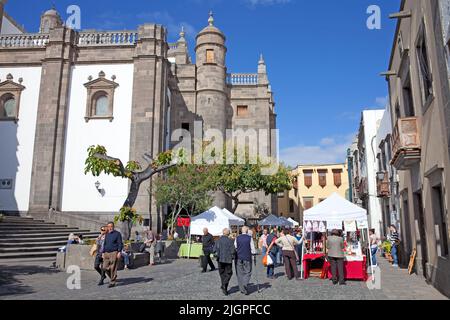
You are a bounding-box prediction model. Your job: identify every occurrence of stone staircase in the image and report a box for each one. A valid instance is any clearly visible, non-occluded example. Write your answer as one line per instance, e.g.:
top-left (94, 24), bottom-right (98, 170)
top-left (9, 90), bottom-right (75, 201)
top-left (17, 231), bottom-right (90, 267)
top-left (0, 215), bottom-right (98, 263)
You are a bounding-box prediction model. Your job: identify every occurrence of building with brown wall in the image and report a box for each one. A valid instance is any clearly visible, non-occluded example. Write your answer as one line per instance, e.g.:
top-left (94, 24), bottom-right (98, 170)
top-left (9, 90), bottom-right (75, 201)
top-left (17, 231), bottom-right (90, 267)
top-left (384, 0), bottom-right (450, 297)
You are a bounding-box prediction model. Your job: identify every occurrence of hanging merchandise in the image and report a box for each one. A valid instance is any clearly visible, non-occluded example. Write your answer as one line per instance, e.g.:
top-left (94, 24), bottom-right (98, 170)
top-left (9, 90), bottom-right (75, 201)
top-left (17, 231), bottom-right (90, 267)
top-left (305, 221), bottom-right (313, 233)
top-left (312, 221), bottom-right (320, 232)
top-left (357, 220), bottom-right (368, 229)
top-left (344, 220), bottom-right (357, 232)
top-left (319, 221), bottom-right (326, 233)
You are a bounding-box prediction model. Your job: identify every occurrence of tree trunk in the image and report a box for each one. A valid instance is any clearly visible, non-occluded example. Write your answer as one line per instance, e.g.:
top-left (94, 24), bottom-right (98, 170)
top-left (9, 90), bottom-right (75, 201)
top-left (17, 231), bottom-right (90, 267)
top-left (123, 178), bottom-right (141, 208)
top-left (231, 196), bottom-right (240, 213)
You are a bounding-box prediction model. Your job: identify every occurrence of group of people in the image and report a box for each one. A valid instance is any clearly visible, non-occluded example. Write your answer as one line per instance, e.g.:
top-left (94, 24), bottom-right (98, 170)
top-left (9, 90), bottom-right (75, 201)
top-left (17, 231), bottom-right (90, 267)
top-left (92, 223), bottom-right (167, 288)
top-left (199, 226), bottom-right (310, 296)
top-left (369, 224), bottom-right (401, 268)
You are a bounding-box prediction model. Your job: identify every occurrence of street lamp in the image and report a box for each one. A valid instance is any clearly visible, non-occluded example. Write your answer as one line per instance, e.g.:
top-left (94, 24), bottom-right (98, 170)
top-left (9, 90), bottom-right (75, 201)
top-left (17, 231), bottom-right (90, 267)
top-left (376, 172), bottom-right (386, 181)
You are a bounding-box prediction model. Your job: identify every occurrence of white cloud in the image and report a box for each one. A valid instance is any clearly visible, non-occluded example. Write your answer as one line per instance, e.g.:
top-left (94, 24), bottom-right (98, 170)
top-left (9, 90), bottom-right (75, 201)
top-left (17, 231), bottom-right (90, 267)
top-left (375, 96), bottom-right (388, 108)
top-left (246, 0), bottom-right (292, 6)
top-left (280, 133), bottom-right (356, 167)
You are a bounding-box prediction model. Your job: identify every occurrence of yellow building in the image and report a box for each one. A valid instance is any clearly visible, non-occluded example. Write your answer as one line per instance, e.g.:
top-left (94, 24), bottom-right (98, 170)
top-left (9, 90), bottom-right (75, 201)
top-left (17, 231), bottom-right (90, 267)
top-left (278, 163), bottom-right (350, 222)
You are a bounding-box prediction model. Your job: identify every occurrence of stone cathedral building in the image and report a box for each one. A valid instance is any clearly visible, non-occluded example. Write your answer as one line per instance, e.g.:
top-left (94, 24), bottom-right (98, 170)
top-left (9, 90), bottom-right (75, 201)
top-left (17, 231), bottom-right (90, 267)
top-left (0, 4), bottom-right (277, 231)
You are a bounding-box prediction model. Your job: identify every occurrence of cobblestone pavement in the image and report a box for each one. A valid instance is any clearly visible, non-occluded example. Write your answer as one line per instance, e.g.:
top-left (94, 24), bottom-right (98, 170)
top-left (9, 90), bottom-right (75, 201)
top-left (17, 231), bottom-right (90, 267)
top-left (0, 256), bottom-right (447, 300)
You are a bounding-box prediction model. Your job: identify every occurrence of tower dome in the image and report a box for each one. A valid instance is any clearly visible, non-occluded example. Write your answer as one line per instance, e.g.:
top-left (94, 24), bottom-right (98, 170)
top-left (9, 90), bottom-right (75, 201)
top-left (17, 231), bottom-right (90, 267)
top-left (40, 6), bottom-right (63, 33)
top-left (196, 11), bottom-right (226, 50)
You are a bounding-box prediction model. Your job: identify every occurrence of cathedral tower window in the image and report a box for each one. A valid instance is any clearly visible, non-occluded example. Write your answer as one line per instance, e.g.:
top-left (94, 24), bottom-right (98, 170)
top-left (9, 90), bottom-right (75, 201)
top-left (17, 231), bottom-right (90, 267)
top-left (1, 94), bottom-right (16, 118)
top-left (84, 72), bottom-right (118, 122)
top-left (206, 49), bottom-right (215, 64)
top-left (237, 105), bottom-right (249, 118)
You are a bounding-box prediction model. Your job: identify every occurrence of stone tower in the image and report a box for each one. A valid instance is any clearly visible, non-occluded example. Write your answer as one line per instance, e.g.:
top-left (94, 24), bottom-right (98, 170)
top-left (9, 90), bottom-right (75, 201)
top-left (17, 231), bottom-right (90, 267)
top-left (195, 12), bottom-right (228, 133)
top-left (195, 12), bottom-right (228, 208)
top-left (39, 7), bottom-right (63, 33)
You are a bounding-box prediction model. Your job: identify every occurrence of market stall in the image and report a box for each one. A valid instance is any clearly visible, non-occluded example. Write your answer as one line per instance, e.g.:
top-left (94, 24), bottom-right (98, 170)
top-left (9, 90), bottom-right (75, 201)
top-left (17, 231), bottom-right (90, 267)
top-left (258, 214), bottom-right (291, 227)
top-left (301, 193), bottom-right (372, 281)
top-left (181, 207), bottom-right (245, 259)
top-left (288, 218), bottom-right (300, 227)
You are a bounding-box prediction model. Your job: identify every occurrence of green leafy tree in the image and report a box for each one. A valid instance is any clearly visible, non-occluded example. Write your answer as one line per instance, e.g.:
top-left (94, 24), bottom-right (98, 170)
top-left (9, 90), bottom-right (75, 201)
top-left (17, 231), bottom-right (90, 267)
top-left (84, 145), bottom-right (179, 239)
top-left (153, 165), bottom-right (215, 237)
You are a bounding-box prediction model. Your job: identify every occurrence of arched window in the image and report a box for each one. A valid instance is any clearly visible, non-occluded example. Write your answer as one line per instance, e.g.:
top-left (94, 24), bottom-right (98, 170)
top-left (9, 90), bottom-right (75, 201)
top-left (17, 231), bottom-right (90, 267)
top-left (94, 93), bottom-right (109, 116)
top-left (1, 94), bottom-right (16, 119)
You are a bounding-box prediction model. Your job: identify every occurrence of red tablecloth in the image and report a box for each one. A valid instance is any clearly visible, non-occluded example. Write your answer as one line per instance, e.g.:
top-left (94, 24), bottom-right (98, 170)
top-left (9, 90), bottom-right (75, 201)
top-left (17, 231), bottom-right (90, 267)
top-left (302, 253), bottom-right (325, 279)
top-left (323, 256), bottom-right (368, 281)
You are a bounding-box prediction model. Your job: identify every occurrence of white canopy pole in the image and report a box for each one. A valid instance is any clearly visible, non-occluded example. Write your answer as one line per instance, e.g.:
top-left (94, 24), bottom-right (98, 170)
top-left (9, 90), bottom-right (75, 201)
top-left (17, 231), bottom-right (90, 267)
top-left (187, 226), bottom-right (192, 259)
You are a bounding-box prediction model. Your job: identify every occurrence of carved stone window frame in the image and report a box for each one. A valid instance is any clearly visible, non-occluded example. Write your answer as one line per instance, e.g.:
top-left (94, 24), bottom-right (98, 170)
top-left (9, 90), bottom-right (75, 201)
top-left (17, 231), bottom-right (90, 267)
top-left (0, 74), bottom-right (26, 123)
top-left (84, 71), bottom-right (118, 122)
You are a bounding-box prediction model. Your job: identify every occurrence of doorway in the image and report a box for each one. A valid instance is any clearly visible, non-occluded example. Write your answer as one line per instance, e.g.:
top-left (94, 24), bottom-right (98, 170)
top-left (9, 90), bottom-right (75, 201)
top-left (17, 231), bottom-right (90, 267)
top-left (414, 191), bottom-right (428, 278)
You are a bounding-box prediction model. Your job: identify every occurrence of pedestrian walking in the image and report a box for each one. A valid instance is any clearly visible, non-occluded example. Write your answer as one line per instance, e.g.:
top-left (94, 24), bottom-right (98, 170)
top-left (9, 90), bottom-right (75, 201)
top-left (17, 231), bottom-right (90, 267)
top-left (327, 229), bottom-right (346, 285)
top-left (201, 228), bottom-right (216, 273)
top-left (144, 230), bottom-right (157, 266)
top-left (266, 229), bottom-right (278, 279)
top-left (276, 229), bottom-right (301, 280)
top-left (94, 226), bottom-right (107, 286)
top-left (214, 228), bottom-right (236, 296)
top-left (388, 225), bottom-right (400, 267)
top-left (234, 226), bottom-right (257, 295)
top-left (369, 229), bottom-right (379, 267)
top-left (102, 222), bottom-right (124, 288)
top-left (258, 229), bottom-right (269, 257)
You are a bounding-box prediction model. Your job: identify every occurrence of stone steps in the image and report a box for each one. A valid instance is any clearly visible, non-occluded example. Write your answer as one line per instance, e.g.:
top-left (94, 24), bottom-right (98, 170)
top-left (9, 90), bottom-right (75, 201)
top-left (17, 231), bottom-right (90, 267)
top-left (0, 216), bottom-right (98, 261)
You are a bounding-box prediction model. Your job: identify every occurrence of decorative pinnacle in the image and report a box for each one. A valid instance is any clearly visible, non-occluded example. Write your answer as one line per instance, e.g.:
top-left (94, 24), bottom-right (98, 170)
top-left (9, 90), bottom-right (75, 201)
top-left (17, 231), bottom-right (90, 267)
top-left (6, 73), bottom-right (13, 80)
top-left (180, 26), bottom-right (185, 38)
top-left (259, 54), bottom-right (265, 64)
top-left (208, 11), bottom-right (214, 26)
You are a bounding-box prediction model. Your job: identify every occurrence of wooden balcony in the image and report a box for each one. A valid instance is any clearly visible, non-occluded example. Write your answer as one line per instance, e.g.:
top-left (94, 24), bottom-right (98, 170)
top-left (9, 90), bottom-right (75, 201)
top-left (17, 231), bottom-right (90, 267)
top-left (356, 177), bottom-right (368, 197)
top-left (391, 117), bottom-right (421, 170)
top-left (376, 172), bottom-right (390, 198)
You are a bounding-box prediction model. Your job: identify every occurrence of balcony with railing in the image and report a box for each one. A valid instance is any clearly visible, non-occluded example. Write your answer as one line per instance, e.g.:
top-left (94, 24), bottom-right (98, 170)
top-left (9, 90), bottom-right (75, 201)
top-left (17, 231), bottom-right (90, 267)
top-left (0, 33), bottom-right (49, 48)
top-left (356, 177), bottom-right (368, 197)
top-left (391, 117), bottom-right (421, 170)
top-left (78, 31), bottom-right (138, 46)
top-left (227, 73), bottom-right (258, 85)
top-left (376, 171), bottom-right (390, 198)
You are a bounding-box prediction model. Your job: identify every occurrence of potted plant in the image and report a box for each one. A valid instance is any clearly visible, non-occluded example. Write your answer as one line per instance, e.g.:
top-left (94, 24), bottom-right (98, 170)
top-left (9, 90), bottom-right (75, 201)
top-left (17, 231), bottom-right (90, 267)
top-left (114, 206), bottom-right (144, 241)
top-left (381, 241), bottom-right (392, 261)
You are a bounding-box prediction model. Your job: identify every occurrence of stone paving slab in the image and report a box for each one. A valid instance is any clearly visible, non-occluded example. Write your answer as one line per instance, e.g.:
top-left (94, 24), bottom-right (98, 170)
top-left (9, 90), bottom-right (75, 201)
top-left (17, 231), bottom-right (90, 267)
top-left (0, 255), bottom-right (447, 300)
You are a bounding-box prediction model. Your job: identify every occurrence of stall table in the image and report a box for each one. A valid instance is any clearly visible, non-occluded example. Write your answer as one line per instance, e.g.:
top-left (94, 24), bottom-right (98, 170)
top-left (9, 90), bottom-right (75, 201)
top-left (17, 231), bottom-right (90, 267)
top-left (322, 256), bottom-right (368, 281)
top-left (178, 243), bottom-right (203, 258)
top-left (302, 253), bottom-right (326, 279)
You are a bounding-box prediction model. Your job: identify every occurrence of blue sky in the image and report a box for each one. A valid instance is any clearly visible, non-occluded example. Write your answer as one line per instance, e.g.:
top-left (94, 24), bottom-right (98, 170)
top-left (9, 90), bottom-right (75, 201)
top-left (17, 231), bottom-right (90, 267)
top-left (4, 0), bottom-right (400, 166)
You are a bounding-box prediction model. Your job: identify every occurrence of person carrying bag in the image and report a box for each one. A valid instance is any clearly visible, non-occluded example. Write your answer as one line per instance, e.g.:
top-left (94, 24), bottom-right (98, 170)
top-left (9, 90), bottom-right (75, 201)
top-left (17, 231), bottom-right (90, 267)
top-left (276, 229), bottom-right (301, 280)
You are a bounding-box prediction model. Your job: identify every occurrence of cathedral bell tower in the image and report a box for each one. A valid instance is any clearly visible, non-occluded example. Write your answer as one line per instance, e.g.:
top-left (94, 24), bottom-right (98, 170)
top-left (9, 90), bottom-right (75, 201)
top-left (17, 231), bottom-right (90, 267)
top-left (195, 11), bottom-right (228, 134)
top-left (39, 6), bottom-right (63, 33)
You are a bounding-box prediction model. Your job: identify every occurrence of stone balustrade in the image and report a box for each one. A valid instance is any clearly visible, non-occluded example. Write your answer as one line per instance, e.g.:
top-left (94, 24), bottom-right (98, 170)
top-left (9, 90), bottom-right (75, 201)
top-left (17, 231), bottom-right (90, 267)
top-left (78, 31), bottom-right (138, 46)
top-left (227, 73), bottom-right (258, 85)
top-left (0, 33), bottom-right (49, 48)
top-left (168, 42), bottom-right (178, 50)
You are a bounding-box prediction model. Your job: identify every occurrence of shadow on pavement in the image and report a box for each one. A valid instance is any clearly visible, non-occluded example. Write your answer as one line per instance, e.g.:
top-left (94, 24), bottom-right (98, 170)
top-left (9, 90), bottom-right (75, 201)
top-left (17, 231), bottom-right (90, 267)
top-left (0, 264), bottom-right (59, 297)
top-left (117, 277), bottom-right (153, 287)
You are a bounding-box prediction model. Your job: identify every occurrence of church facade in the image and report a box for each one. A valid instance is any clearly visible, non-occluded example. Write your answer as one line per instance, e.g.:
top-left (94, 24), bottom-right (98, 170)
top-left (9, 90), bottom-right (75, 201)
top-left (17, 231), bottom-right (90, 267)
top-left (0, 5), bottom-right (277, 231)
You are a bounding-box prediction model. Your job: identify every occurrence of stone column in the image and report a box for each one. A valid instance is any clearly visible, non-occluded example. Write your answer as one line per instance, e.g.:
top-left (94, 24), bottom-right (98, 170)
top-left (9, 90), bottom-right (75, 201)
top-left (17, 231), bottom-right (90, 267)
top-left (129, 24), bottom-right (169, 232)
top-left (29, 27), bottom-right (77, 214)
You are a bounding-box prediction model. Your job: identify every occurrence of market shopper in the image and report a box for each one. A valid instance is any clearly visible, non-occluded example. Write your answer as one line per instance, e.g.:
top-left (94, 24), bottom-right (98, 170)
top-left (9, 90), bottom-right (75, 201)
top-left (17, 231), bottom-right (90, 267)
top-left (102, 222), bottom-right (123, 288)
top-left (234, 226), bottom-right (257, 295)
top-left (94, 226), bottom-right (107, 286)
top-left (266, 229), bottom-right (278, 279)
top-left (388, 225), bottom-right (400, 267)
top-left (327, 229), bottom-right (346, 285)
top-left (201, 228), bottom-right (216, 273)
top-left (258, 229), bottom-right (269, 257)
top-left (214, 228), bottom-right (236, 296)
top-left (276, 229), bottom-right (301, 280)
top-left (369, 229), bottom-right (379, 267)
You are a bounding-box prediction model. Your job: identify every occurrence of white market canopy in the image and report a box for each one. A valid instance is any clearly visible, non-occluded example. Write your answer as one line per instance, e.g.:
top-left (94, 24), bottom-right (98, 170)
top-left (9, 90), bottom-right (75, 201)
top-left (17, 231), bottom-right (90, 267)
top-left (258, 214), bottom-right (291, 227)
top-left (222, 208), bottom-right (245, 226)
top-left (190, 207), bottom-right (241, 236)
top-left (303, 193), bottom-right (368, 223)
top-left (288, 218), bottom-right (300, 227)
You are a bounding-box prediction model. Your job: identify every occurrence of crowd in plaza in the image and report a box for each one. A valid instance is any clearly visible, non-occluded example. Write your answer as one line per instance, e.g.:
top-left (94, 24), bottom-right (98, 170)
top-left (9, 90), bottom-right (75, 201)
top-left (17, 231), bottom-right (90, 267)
top-left (59, 213), bottom-right (402, 295)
